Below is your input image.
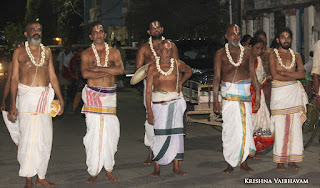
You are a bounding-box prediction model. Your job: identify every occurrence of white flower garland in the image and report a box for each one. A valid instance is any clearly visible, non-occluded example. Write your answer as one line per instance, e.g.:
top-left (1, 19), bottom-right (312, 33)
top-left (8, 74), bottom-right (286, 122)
top-left (25, 41), bottom-right (45, 67)
top-left (255, 56), bottom-right (266, 84)
top-left (274, 48), bottom-right (295, 70)
top-left (149, 36), bottom-right (165, 60)
top-left (92, 42), bottom-right (109, 67)
top-left (156, 58), bottom-right (175, 76)
top-left (225, 43), bottom-right (244, 67)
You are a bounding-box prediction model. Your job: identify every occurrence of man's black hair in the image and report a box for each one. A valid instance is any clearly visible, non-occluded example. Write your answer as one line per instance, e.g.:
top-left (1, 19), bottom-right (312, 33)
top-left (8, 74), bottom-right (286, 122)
top-left (240, 35), bottom-right (252, 45)
top-left (254, 30), bottom-right (266, 38)
top-left (249, 36), bottom-right (264, 46)
top-left (276, 27), bottom-right (293, 39)
top-left (25, 21), bottom-right (42, 32)
top-left (147, 20), bottom-right (161, 30)
top-left (89, 22), bottom-right (106, 35)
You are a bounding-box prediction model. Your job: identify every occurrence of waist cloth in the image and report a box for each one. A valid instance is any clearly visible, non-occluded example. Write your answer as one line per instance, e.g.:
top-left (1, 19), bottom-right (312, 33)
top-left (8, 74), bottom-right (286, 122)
top-left (270, 80), bottom-right (308, 163)
top-left (3, 83), bottom-right (55, 179)
top-left (220, 80), bottom-right (256, 167)
top-left (151, 91), bottom-right (186, 165)
top-left (81, 84), bottom-right (120, 175)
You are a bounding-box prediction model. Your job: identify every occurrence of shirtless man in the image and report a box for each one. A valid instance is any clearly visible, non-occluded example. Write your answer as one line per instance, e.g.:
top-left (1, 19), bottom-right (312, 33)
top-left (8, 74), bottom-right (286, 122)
top-left (269, 27), bottom-right (306, 171)
top-left (135, 20), bottom-right (179, 164)
top-left (81, 23), bottom-right (124, 183)
top-left (146, 40), bottom-right (191, 177)
top-left (254, 30), bottom-right (273, 108)
top-left (8, 22), bottom-right (64, 188)
top-left (213, 24), bottom-right (260, 174)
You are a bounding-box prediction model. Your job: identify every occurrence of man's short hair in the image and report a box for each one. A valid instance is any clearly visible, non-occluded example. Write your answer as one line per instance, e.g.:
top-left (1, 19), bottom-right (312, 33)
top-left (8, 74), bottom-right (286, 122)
top-left (276, 27), bottom-right (293, 39)
top-left (249, 36), bottom-right (264, 46)
top-left (240, 35), bottom-right (252, 45)
top-left (147, 20), bottom-right (161, 30)
top-left (89, 22), bottom-right (105, 35)
top-left (254, 30), bottom-right (266, 38)
top-left (25, 21), bottom-right (42, 32)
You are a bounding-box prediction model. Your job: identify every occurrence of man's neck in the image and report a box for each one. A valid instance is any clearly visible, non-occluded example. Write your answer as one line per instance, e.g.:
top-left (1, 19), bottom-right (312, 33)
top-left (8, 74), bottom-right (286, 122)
top-left (28, 43), bottom-right (40, 50)
top-left (93, 42), bottom-right (105, 50)
top-left (278, 47), bottom-right (289, 53)
top-left (228, 43), bottom-right (239, 50)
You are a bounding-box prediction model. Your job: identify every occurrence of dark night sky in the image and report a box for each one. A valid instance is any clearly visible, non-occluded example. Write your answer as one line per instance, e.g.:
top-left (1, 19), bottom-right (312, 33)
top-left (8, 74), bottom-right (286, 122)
top-left (0, 0), bottom-right (27, 29)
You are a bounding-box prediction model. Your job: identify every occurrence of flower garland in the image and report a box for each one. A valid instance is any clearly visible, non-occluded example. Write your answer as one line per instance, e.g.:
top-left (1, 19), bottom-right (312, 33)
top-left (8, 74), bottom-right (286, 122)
top-left (225, 43), bottom-right (244, 67)
top-left (25, 41), bottom-right (46, 67)
top-left (274, 48), bottom-right (295, 70)
top-left (156, 58), bottom-right (175, 76)
top-left (149, 36), bottom-right (165, 60)
top-left (92, 42), bottom-right (109, 67)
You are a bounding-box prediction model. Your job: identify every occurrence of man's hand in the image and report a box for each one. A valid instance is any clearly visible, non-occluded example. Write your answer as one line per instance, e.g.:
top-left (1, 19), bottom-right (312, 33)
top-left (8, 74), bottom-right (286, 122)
top-left (8, 106), bottom-right (18, 122)
top-left (254, 96), bottom-right (261, 112)
top-left (316, 96), bottom-right (320, 110)
top-left (178, 82), bottom-right (183, 93)
top-left (58, 101), bottom-right (64, 115)
top-left (213, 100), bottom-right (221, 114)
top-left (1, 102), bottom-right (5, 111)
top-left (147, 112), bottom-right (154, 125)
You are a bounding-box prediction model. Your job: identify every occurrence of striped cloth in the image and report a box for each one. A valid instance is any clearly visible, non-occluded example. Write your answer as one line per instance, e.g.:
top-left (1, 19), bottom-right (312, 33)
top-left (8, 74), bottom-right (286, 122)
top-left (81, 85), bottom-right (117, 115)
top-left (270, 80), bottom-right (308, 163)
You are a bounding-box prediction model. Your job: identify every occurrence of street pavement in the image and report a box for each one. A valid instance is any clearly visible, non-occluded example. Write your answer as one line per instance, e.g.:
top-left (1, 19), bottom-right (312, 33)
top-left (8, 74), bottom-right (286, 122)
top-left (0, 77), bottom-right (319, 188)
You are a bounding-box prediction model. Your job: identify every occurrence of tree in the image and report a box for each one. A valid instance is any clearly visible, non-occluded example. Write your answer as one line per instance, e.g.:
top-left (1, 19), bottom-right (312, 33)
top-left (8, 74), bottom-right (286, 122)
top-left (4, 22), bottom-right (25, 49)
top-left (125, 0), bottom-right (229, 43)
top-left (24, 0), bottom-right (57, 45)
top-left (55, 0), bottom-right (84, 44)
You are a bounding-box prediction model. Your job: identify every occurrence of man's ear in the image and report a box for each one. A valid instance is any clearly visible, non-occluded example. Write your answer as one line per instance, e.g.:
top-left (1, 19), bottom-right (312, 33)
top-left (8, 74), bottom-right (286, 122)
top-left (225, 34), bottom-right (228, 40)
top-left (147, 30), bottom-right (151, 36)
top-left (276, 38), bottom-right (279, 43)
top-left (89, 34), bottom-right (93, 40)
top-left (24, 32), bottom-right (28, 38)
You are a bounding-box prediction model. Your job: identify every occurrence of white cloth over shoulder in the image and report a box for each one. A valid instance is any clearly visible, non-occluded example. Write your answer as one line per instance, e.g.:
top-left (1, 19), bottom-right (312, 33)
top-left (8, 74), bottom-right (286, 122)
top-left (270, 80), bottom-right (307, 163)
top-left (2, 111), bottom-right (19, 145)
top-left (82, 85), bottom-right (120, 176)
top-left (11, 83), bottom-right (55, 179)
top-left (311, 40), bottom-right (320, 75)
top-left (151, 92), bottom-right (186, 165)
top-left (220, 80), bottom-right (256, 167)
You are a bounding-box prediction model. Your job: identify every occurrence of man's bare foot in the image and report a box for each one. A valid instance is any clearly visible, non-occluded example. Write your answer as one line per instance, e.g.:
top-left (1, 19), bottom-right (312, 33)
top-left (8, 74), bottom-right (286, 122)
top-left (150, 170), bottom-right (160, 177)
top-left (25, 178), bottom-right (33, 188)
top-left (222, 165), bottom-right (234, 174)
top-left (276, 163), bottom-right (285, 171)
top-left (150, 162), bottom-right (160, 177)
top-left (106, 171), bottom-right (119, 181)
top-left (173, 168), bottom-right (187, 176)
top-left (239, 160), bottom-right (254, 173)
top-left (253, 156), bottom-right (260, 159)
top-left (288, 162), bottom-right (301, 170)
top-left (35, 178), bottom-right (55, 187)
top-left (143, 158), bottom-right (153, 165)
top-left (179, 160), bottom-right (184, 163)
top-left (86, 176), bottom-right (97, 183)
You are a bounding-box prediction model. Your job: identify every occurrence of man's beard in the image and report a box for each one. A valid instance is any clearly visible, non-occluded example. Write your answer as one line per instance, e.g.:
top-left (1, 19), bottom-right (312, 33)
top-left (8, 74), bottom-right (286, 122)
top-left (279, 41), bottom-right (291, 50)
top-left (28, 34), bottom-right (42, 45)
top-left (151, 34), bottom-right (162, 40)
top-left (228, 39), bottom-right (240, 47)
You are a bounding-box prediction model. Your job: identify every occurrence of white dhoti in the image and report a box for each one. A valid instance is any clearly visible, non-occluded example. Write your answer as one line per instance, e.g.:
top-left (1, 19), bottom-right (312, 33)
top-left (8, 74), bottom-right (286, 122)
top-left (82, 85), bottom-right (120, 176)
top-left (151, 92), bottom-right (186, 165)
top-left (3, 83), bottom-right (55, 179)
top-left (270, 81), bottom-right (307, 163)
top-left (143, 79), bottom-right (154, 147)
top-left (221, 80), bottom-right (256, 167)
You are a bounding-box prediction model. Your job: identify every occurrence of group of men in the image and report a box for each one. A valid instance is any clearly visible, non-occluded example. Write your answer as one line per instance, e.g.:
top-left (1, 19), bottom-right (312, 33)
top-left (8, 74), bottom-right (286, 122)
top-left (1, 18), bottom-right (316, 188)
top-left (2, 20), bottom-right (192, 188)
top-left (213, 24), bottom-right (307, 173)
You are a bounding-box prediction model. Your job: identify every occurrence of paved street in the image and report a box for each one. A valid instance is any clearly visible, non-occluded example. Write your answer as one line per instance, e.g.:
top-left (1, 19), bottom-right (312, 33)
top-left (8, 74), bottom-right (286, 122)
top-left (0, 76), bottom-right (319, 188)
